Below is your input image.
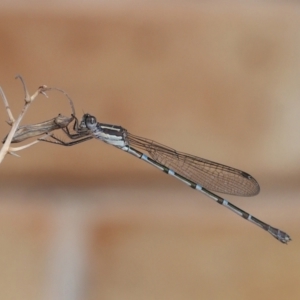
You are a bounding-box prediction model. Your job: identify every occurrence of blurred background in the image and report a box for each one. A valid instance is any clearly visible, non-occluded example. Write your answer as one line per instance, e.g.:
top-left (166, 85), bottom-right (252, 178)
top-left (0, 1), bottom-right (299, 299)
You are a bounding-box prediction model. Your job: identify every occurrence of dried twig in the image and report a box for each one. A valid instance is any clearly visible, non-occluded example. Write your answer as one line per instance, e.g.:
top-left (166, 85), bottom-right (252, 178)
top-left (0, 75), bottom-right (75, 163)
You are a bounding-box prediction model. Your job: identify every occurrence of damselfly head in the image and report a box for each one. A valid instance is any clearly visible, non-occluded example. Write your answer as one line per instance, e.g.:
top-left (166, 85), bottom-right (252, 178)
top-left (83, 114), bottom-right (97, 130)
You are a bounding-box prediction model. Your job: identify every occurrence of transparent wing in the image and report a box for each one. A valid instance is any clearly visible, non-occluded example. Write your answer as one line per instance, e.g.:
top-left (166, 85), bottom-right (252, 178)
top-left (127, 133), bottom-right (260, 196)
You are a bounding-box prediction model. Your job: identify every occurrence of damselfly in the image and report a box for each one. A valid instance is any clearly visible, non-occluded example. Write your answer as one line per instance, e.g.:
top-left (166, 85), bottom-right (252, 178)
top-left (40, 114), bottom-right (291, 244)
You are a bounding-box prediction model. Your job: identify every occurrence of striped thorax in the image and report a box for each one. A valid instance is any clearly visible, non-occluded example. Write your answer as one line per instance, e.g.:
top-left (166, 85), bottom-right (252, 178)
top-left (81, 114), bottom-right (128, 148)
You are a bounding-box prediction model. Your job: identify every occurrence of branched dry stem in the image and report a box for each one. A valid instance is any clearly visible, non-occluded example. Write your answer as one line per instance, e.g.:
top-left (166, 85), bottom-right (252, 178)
top-left (0, 75), bottom-right (51, 163)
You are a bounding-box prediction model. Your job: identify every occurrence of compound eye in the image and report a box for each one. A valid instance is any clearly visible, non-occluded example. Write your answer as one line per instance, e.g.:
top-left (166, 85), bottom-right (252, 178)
top-left (86, 115), bottom-right (97, 129)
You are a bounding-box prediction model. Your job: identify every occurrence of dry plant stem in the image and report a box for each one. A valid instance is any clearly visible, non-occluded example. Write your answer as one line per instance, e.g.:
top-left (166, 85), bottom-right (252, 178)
top-left (1, 86), bottom-right (15, 124)
top-left (0, 76), bottom-right (49, 163)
